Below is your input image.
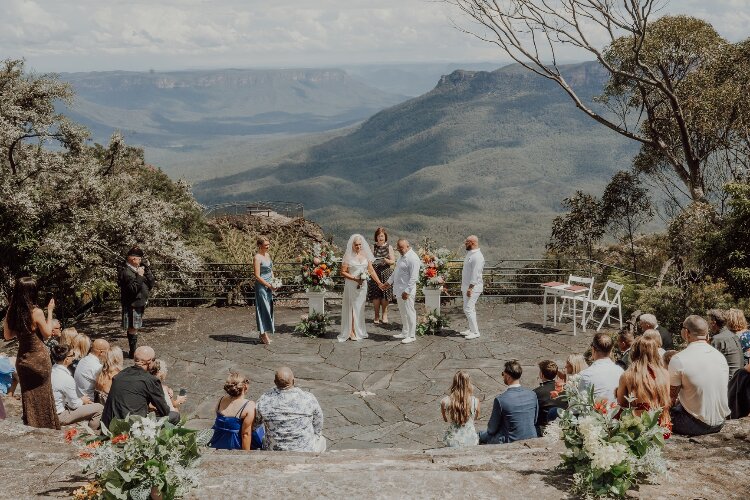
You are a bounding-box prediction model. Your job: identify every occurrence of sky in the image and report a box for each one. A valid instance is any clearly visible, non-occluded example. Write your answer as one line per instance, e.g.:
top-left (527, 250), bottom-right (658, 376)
top-left (2, 0), bottom-right (749, 73)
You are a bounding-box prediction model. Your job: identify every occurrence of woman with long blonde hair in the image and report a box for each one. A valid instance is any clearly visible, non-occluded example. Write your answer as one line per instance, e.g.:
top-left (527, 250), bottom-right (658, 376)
top-left (68, 333), bottom-right (91, 375)
top-left (726, 308), bottom-right (750, 362)
top-left (441, 371), bottom-right (480, 447)
top-left (95, 346), bottom-right (124, 404)
top-left (616, 336), bottom-right (671, 426)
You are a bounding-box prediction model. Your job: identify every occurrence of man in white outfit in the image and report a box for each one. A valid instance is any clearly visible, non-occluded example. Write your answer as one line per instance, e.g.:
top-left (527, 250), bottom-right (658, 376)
top-left (461, 235), bottom-right (485, 340)
top-left (385, 239), bottom-right (421, 344)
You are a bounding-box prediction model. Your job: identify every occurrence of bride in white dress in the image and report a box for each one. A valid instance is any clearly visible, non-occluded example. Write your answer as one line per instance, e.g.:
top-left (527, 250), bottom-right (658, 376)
top-left (338, 234), bottom-right (385, 342)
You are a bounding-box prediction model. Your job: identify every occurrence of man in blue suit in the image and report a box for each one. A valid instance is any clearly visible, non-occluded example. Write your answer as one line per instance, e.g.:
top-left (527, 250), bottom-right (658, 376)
top-left (479, 360), bottom-right (539, 444)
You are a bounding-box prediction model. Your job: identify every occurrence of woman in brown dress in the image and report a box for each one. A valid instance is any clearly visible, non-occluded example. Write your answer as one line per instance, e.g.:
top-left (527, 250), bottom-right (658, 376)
top-left (2, 277), bottom-right (60, 429)
top-left (367, 227), bottom-right (395, 324)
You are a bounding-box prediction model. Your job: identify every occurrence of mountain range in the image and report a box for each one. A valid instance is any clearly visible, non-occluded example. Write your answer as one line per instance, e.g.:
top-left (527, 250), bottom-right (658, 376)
top-left (192, 62), bottom-right (637, 258)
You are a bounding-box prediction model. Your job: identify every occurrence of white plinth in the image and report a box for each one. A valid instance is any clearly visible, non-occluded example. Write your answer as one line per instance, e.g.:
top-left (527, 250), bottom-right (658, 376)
top-left (305, 290), bottom-right (326, 315)
top-left (423, 288), bottom-right (442, 315)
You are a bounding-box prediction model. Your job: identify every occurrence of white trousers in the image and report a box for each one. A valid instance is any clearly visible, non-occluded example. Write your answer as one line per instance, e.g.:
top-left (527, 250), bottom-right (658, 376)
top-left (462, 286), bottom-right (481, 334)
top-left (396, 293), bottom-right (417, 338)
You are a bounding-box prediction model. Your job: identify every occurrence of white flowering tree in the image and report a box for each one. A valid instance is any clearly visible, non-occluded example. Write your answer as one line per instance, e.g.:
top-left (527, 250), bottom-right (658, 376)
top-left (0, 59), bottom-right (204, 309)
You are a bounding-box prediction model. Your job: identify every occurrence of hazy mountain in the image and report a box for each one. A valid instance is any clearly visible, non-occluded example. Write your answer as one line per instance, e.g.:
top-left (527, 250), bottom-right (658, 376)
top-left (193, 62), bottom-right (638, 258)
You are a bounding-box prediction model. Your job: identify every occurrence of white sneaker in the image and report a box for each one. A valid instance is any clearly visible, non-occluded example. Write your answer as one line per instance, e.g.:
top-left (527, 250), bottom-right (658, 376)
top-left (401, 337), bottom-right (416, 344)
top-left (465, 332), bottom-right (481, 340)
top-left (459, 329), bottom-right (472, 336)
top-left (393, 333), bottom-right (406, 339)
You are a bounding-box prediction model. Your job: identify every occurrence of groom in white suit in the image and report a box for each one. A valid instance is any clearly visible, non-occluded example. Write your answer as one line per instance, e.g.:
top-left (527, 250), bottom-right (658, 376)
top-left (385, 239), bottom-right (421, 344)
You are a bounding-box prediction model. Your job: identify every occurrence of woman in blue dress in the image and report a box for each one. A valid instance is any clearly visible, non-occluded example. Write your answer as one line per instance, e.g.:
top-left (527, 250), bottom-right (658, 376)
top-left (209, 372), bottom-right (264, 450)
top-left (254, 236), bottom-right (276, 345)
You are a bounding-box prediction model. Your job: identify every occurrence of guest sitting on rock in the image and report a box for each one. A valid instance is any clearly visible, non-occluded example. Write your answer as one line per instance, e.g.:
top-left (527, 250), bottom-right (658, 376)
top-left (617, 336), bottom-right (671, 427)
top-left (95, 347), bottom-right (124, 405)
top-left (150, 359), bottom-right (186, 412)
top-left (74, 338), bottom-right (109, 399)
top-left (441, 371), bottom-right (480, 447)
top-left (50, 345), bottom-right (103, 431)
top-left (578, 333), bottom-right (624, 401)
top-left (534, 360), bottom-right (566, 436)
top-left (638, 313), bottom-right (673, 350)
top-left (0, 353), bottom-right (18, 399)
top-left (707, 309), bottom-right (743, 380)
top-left (669, 315), bottom-right (730, 436)
top-left (478, 360), bottom-right (538, 445)
top-left (68, 332), bottom-right (91, 376)
top-left (101, 346), bottom-right (178, 430)
top-left (642, 329), bottom-right (666, 359)
top-left (556, 354), bottom-right (588, 391)
top-left (43, 318), bottom-right (62, 352)
top-left (255, 367), bottom-right (326, 452)
top-left (209, 371), bottom-right (264, 450)
top-left (726, 308), bottom-right (750, 363)
top-left (59, 327), bottom-right (78, 349)
top-left (616, 329), bottom-right (635, 370)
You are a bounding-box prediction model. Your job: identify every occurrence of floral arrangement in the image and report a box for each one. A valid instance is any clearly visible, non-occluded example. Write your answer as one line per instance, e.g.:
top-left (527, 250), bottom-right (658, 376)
top-left (293, 243), bottom-right (338, 292)
top-left (357, 269), bottom-right (369, 289)
top-left (545, 375), bottom-right (670, 498)
top-left (270, 277), bottom-right (283, 289)
top-left (417, 247), bottom-right (451, 290)
top-left (68, 413), bottom-right (212, 500)
top-left (416, 310), bottom-right (450, 336)
top-left (294, 311), bottom-right (333, 338)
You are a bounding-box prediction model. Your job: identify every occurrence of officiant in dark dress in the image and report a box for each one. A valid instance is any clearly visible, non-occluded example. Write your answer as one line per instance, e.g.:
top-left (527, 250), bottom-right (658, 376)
top-left (368, 227), bottom-right (395, 324)
top-left (118, 246), bottom-right (155, 359)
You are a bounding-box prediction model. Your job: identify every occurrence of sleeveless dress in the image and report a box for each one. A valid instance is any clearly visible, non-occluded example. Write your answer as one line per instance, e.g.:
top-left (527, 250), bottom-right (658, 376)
top-left (16, 323), bottom-right (60, 429)
top-left (209, 398), bottom-right (264, 450)
top-left (367, 244), bottom-right (393, 302)
top-left (338, 260), bottom-right (369, 342)
top-left (255, 258), bottom-right (274, 334)
top-left (442, 396), bottom-right (479, 447)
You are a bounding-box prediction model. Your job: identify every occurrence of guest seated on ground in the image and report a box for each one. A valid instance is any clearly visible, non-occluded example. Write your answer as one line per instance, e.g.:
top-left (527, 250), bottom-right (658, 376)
top-left (75, 338), bottom-right (109, 399)
top-left (59, 327), bottom-right (78, 349)
top-left (578, 332), bottom-right (624, 401)
top-left (638, 313), bottom-right (673, 350)
top-left (209, 371), bottom-right (264, 450)
top-left (668, 315), bottom-right (730, 436)
top-left (0, 354), bottom-right (18, 398)
top-left (617, 336), bottom-right (671, 427)
top-left (69, 332), bottom-right (91, 376)
top-left (255, 367), bottom-right (326, 452)
top-left (556, 354), bottom-right (588, 391)
top-left (726, 308), bottom-right (750, 363)
top-left (101, 346), bottom-right (179, 430)
top-left (663, 350), bottom-right (678, 367)
top-left (95, 347), bottom-right (123, 405)
top-left (728, 361), bottom-right (750, 419)
top-left (149, 359), bottom-right (186, 412)
top-left (43, 318), bottom-right (62, 352)
top-left (707, 308), bottom-right (743, 380)
top-left (616, 329), bottom-right (635, 370)
top-left (642, 329), bottom-right (666, 358)
top-left (441, 371), bottom-right (480, 447)
top-left (534, 360), bottom-right (566, 436)
top-left (478, 360), bottom-right (538, 445)
top-left (50, 345), bottom-right (103, 431)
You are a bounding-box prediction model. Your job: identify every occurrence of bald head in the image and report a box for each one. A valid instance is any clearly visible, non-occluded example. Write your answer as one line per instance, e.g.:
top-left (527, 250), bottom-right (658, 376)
top-left (465, 235), bottom-right (479, 251)
top-left (683, 315), bottom-right (709, 340)
top-left (134, 346), bottom-right (156, 368)
top-left (274, 366), bottom-right (295, 389)
top-left (91, 339), bottom-right (110, 361)
top-left (396, 239), bottom-right (411, 255)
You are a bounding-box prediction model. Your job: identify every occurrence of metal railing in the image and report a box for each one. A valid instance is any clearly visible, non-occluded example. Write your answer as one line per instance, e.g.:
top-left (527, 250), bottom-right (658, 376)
top-left (203, 201), bottom-right (304, 219)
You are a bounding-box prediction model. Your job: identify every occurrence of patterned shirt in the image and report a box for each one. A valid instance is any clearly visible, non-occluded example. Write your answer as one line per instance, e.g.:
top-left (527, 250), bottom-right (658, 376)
top-left (738, 330), bottom-right (750, 361)
top-left (256, 387), bottom-right (323, 451)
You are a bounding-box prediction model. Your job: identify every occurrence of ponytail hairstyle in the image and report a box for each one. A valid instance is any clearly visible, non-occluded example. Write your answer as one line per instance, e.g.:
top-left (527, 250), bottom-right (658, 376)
top-left (447, 371), bottom-right (474, 426)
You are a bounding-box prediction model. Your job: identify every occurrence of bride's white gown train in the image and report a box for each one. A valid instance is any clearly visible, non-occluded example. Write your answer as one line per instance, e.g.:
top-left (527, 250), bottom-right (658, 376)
top-left (337, 260), bottom-right (368, 342)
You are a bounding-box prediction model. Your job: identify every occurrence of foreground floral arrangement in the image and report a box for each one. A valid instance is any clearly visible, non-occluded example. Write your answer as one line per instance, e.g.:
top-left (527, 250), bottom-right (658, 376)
top-left (546, 376), bottom-right (670, 498)
top-left (294, 243), bottom-right (338, 292)
top-left (295, 311), bottom-right (333, 338)
top-left (417, 247), bottom-right (451, 290)
top-left (416, 310), bottom-right (450, 336)
top-left (68, 414), bottom-right (212, 500)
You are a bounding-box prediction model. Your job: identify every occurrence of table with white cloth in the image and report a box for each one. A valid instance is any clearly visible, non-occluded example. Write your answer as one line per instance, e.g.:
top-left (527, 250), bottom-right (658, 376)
top-left (541, 281), bottom-right (589, 335)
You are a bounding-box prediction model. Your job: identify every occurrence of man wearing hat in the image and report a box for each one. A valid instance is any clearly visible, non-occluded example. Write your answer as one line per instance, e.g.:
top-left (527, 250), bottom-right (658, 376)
top-left (118, 246), bottom-right (155, 359)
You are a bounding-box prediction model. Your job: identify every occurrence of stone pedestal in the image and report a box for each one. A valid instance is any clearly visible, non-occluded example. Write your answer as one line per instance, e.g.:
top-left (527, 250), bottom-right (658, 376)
top-left (423, 288), bottom-right (441, 315)
top-left (305, 290), bottom-right (326, 315)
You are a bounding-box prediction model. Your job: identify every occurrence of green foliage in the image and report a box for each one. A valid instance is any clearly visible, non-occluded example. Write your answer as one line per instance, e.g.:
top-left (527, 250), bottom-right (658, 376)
top-left (547, 191), bottom-right (607, 260)
top-left (294, 311), bottom-right (333, 338)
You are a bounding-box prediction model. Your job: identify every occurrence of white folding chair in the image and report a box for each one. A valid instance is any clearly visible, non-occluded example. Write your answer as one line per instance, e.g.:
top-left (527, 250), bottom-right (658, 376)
top-left (557, 275), bottom-right (594, 323)
top-left (584, 280), bottom-right (624, 332)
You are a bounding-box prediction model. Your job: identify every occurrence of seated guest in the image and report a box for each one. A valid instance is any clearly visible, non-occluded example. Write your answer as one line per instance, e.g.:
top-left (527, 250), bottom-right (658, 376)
top-left (534, 360), bottom-right (566, 436)
top-left (479, 360), bottom-right (538, 445)
top-left (642, 329), bottom-right (666, 358)
top-left (728, 362), bottom-right (750, 419)
top-left (50, 345), bottom-right (103, 431)
top-left (556, 354), bottom-right (588, 390)
top-left (74, 338), bottom-right (109, 399)
top-left (0, 354), bottom-right (17, 398)
top-left (150, 359), bottom-right (186, 412)
top-left (639, 313), bottom-right (673, 350)
top-left (95, 347), bottom-right (124, 405)
top-left (579, 333), bottom-right (624, 401)
top-left (255, 367), bottom-right (326, 452)
top-left (59, 327), bottom-right (78, 348)
top-left (68, 333), bottom-right (91, 376)
top-left (616, 329), bottom-right (635, 370)
top-left (663, 349), bottom-right (678, 368)
top-left (44, 319), bottom-right (62, 352)
top-left (669, 315), bottom-right (730, 436)
top-left (441, 371), bottom-right (480, 447)
top-left (209, 371), bottom-right (264, 450)
top-left (101, 346), bottom-right (178, 430)
top-left (707, 309), bottom-right (743, 380)
top-left (726, 308), bottom-right (750, 362)
top-left (617, 336), bottom-right (671, 426)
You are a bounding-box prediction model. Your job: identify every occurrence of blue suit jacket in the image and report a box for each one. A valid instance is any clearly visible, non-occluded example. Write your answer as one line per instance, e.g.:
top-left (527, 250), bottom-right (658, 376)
top-left (484, 386), bottom-right (539, 444)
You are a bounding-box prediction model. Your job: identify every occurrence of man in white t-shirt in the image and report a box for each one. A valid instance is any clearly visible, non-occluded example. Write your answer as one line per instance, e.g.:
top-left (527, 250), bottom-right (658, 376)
top-left (578, 333), bottom-right (624, 401)
top-left (668, 315), bottom-right (730, 436)
top-left (460, 235), bottom-right (485, 340)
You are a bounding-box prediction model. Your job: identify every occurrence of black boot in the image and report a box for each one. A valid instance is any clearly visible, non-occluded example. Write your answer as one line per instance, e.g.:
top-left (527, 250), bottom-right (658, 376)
top-left (127, 333), bottom-right (138, 359)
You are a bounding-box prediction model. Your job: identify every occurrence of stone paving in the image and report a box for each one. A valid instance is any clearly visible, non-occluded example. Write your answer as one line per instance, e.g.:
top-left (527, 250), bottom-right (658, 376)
top-left (50, 299), bottom-right (607, 450)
